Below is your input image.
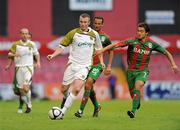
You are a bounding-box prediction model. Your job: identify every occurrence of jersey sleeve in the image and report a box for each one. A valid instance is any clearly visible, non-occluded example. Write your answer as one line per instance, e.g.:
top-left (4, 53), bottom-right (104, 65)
top-left (59, 29), bottom-right (76, 48)
top-left (153, 42), bottom-right (166, 54)
top-left (9, 42), bottom-right (16, 54)
top-left (115, 37), bottom-right (135, 48)
top-left (31, 41), bottom-right (39, 55)
top-left (105, 37), bottom-right (112, 45)
top-left (94, 31), bottom-right (103, 50)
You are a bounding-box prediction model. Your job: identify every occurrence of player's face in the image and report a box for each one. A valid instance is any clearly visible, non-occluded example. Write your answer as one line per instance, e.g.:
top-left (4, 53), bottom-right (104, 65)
top-left (79, 16), bottom-right (90, 31)
top-left (93, 19), bottom-right (103, 32)
top-left (137, 27), bottom-right (148, 40)
top-left (20, 29), bottom-right (29, 42)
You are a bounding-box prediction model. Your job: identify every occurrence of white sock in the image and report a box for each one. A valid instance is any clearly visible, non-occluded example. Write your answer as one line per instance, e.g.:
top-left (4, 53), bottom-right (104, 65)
top-left (26, 90), bottom-right (32, 108)
top-left (21, 96), bottom-right (28, 106)
top-left (61, 93), bottom-right (76, 114)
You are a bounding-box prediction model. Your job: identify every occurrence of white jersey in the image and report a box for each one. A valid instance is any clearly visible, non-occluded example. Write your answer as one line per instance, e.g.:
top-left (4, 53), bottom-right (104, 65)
top-left (59, 27), bottom-right (102, 66)
top-left (9, 40), bottom-right (39, 67)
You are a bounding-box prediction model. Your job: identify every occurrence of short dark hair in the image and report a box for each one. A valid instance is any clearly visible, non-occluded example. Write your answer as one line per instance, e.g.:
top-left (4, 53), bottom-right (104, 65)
top-left (138, 22), bottom-right (150, 33)
top-left (94, 16), bottom-right (104, 24)
top-left (80, 13), bottom-right (91, 20)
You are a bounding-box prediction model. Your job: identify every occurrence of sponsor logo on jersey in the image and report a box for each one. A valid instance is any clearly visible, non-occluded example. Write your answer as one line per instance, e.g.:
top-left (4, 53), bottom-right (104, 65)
top-left (92, 68), bottom-right (100, 75)
top-left (78, 42), bottom-right (92, 47)
top-left (90, 36), bottom-right (93, 40)
top-left (100, 36), bottom-right (106, 42)
top-left (133, 47), bottom-right (150, 55)
top-left (148, 42), bottom-right (152, 48)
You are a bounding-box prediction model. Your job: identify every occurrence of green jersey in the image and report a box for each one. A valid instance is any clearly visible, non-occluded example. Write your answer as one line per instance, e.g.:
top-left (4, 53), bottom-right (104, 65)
top-left (93, 31), bottom-right (112, 65)
top-left (117, 37), bottom-right (166, 72)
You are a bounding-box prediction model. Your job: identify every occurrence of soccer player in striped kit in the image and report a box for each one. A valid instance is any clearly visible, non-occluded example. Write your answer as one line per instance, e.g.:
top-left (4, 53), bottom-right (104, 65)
top-left (75, 16), bottom-right (113, 118)
top-left (95, 22), bottom-right (179, 118)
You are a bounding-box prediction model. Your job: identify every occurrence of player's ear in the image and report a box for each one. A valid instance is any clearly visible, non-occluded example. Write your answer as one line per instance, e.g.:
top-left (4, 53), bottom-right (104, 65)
top-left (88, 22), bottom-right (90, 26)
top-left (88, 20), bottom-right (91, 26)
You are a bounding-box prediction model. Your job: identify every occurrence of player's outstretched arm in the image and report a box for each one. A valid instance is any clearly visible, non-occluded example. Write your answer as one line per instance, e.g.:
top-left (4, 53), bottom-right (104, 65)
top-left (34, 54), bottom-right (41, 68)
top-left (5, 58), bottom-right (13, 71)
top-left (164, 50), bottom-right (179, 73)
top-left (98, 53), bottom-right (106, 69)
top-left (104, 50), bottom-right (114, 76)
top-left (47, 46), bottom-right (64, 61)
top-left (95, 43), bottom-right (117, 56)
top-left (8, 52), bottom-right (21, 58)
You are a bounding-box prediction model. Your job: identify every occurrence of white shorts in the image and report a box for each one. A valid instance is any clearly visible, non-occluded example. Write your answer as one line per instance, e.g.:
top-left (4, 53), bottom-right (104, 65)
top-left (13, 66), bottom-right (34, 89)
top-left (62, 62), bottom-right (90, 85)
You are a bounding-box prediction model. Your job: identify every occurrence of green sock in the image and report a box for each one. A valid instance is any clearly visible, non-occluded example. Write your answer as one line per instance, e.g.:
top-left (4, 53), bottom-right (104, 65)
top-left (80, 90), bottom-right (91, 112)
top-left (132, 90), bottom-right (140, 113)
top-left (90, 89), bottom-right (99, 109)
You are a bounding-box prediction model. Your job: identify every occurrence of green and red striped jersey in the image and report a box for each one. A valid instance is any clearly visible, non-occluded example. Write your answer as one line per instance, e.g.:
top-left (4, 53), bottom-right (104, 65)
top-left (116, 37), bottom-right (166, 72)
top-left (93, 31), bottom-right (112, 65)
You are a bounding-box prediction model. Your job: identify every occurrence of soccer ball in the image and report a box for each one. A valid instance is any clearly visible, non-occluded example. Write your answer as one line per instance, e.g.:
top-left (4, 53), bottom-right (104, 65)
top-left (48, 107), bottom-right (62, 120)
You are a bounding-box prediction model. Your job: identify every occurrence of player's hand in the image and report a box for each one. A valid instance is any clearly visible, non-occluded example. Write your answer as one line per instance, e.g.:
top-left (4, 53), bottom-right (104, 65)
top-left (5, 65), bottom-right (11, 71)
top-left (14, 53), bottom-right (21, 57)
top-left (47, 54), bottom-right (53, 61)
top-left (34, 62), bottom-right (41, 69)
top-left (171, 65), bottom-right (179, 74)
top-left (8, 52), bottom-right (21, 58)
top-left (101, 62), bottom-right (106, 70)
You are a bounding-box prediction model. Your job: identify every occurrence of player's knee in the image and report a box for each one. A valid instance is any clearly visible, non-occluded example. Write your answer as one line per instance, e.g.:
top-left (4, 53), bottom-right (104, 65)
top-left (129, 88), bottom-right (134, 98)
top-left (61, 85), bottom-right (69, 94)
top-left (71, 86), bottom-right (81, 96)
top-left (135, 81), bottom-right (144, 90)
top-left (85, 78), bottom-right (94, 90)
top-left (73, 90), bottom-right (80, 96)
top-left (23, 84), bottom-right (30, 93)
top-left (19, 88), bottom-right (27, 96)
top-left (19, 85), bottom-right (30, 95)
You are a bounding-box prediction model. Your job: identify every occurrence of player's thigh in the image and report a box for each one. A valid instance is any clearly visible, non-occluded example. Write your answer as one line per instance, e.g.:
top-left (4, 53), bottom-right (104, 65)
top-left (135, 71), bottom-right (149, 89)
top-left (12, 67), bottom-right (21, 95)
top-left (71, 67), bottom-right (89, 92)
top-left (23, 66), bottom-right (34, 85)
top-left (75, 66), bottom-right (89, 81)
top-left (85, 77), bottom-right (95, 90)
top-left (15, 67), bottom-right (24, 89)
top-left (71, 79), bottom-right (86, 95)
top-left (18, 66), bottom-right (33, 94)
top-left (135, 71), bottom-right (149, 83)
top-left (127, 71), bottom-right (135, 90)
top-left (62, 63), bottom-right (75, 85)
top-left (88, 64), bottom-right (103, 81)
top-left (61, 84), bottom-right (70, 93)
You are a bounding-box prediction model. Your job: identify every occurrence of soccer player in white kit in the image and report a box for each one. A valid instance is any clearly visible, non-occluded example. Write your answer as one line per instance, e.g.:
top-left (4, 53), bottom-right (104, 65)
top-left (47, 13), bottom-right (104, 119)
top-left (7, 28), bottom-right (40, 113)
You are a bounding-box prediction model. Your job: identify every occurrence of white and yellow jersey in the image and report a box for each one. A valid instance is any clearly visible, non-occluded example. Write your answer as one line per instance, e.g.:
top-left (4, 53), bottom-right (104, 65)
top-left (9, 40), bottom-right (39, 67)
top-left (59, 27), bottom-right (102, 66)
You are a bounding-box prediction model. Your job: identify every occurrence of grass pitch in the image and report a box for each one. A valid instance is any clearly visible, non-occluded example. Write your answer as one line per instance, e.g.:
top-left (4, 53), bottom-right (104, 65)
top-left (0, 100), bottom-right (180, 130)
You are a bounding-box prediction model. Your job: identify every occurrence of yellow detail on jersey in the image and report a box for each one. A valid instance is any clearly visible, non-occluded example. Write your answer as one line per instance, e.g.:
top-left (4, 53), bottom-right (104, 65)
top-left (78, 29), bottom-right (96, 39)
top-left (10, 40), bottom-right (33, 53)
top-left (60, 28), bottom-right (97, 47)
top-left (60, 29), bottom-right (77, 46)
